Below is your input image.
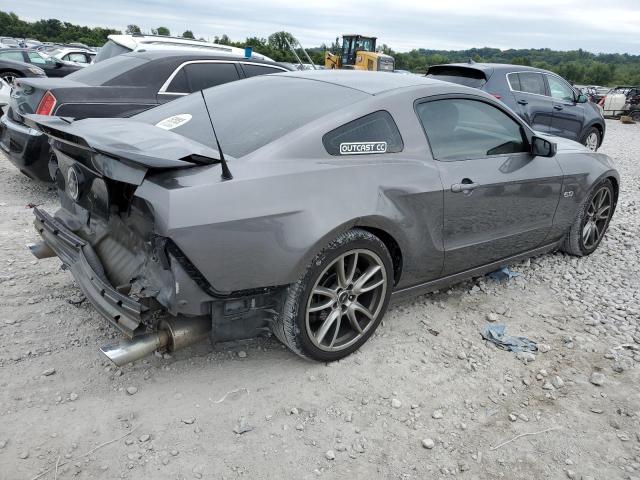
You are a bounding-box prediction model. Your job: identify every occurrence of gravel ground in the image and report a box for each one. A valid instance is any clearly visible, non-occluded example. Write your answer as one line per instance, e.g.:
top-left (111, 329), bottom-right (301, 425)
top-left (0, 119), bottom-right (639, 480)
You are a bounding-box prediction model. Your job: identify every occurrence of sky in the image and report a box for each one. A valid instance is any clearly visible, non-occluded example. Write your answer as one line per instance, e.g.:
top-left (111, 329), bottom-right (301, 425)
top-left (7, 0), bottom-right (640, 54)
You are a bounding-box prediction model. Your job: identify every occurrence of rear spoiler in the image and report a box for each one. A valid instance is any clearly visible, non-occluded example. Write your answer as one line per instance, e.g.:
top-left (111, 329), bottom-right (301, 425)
top-left (24, 114), bottom-right (228, 169)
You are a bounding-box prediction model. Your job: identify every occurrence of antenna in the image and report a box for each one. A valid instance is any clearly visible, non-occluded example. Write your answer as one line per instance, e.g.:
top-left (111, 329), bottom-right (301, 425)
top-left (200, 91), bottom-right (232, 180)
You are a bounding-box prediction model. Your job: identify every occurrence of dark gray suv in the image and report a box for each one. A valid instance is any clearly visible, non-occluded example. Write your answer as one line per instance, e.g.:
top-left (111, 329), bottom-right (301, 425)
top-left (427, 63), bottom-right (605, 151)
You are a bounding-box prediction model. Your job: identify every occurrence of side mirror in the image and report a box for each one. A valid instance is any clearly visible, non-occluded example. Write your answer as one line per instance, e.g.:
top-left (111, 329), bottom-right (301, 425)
top-left (576, 93), bottom-right (588, 103)
top-left (531, 136), bottom-right (557, 157)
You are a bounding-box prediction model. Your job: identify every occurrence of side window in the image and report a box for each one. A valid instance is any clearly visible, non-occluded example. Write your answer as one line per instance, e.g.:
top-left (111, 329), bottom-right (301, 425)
top-left (507, 73), bottom-right (520, 91)
top-left (66, 53), bottom-right (89, 63)
top-left (241, 63), bottom-right (285, 78)
top-left (183, 62), bottom-right (240, 93)
top-left (323, 111), bottom-right (404, 156)
top-left (416, 99), bottom-right (528, 161)
top-left (546, 75), bottom-right (575, 102)
top-left (0, 51), bottom-right (25, 62)
top-left (514, 72), bottom-right (546, 96)
top-left (28, 52), bottom-right (47, 65)
top-left (166, 68), bottom-right (189, 93)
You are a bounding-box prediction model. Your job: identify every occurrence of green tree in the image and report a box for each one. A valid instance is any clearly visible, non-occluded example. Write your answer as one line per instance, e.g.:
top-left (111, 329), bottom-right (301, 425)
top-left (126, 24), bottom-right (141, 34)
top-left (152, 26), bottom-right (170, 36)
top-left (182, 30), bottom-right (194, 39)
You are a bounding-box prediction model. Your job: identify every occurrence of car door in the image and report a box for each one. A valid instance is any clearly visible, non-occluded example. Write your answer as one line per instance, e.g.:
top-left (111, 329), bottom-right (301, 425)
top-left (546, 74), bottom-right (584, 141)
top-left (507, 72), bottom-right (554, 132)
top-left (157, 61), bottom-right (241, 104)
top-left (415, 96), bottom-right (563, 275)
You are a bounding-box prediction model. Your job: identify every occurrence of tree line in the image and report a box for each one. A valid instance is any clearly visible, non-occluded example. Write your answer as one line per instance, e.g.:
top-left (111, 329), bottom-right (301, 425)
top-left (1, 10), bottom-right (639, 86)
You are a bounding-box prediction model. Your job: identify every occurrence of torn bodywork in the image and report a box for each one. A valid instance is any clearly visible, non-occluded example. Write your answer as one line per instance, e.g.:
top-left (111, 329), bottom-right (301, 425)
top-left (28, 113), bottom-right (282, 365)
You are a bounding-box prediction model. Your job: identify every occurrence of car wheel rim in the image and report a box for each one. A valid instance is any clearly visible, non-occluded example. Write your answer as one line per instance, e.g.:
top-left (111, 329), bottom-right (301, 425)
top-left (585, 132), bottom-right (598, 151)
top-left (582, 186), bottom-right (612, 249)
top-left (1, 74), bottom-right (15, 84)
top-left (305, 249), bottom-right (387, 352)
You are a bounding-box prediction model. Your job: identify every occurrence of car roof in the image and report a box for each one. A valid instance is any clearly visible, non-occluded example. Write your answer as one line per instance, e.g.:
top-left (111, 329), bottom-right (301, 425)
top-left (120, 49), bottom-right (288, 66)
top-left (276, 70), bottom-right (441, 95)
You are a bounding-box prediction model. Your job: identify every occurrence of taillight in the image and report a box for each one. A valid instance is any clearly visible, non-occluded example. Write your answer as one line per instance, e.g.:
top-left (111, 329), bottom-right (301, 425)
top-left (490, 93), bottom-right (502, 100)
top-left (35, 91), bottom-right (57, 115)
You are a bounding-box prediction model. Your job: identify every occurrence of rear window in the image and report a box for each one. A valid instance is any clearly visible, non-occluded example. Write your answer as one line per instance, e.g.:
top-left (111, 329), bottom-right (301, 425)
top-left (64, 54), bottom-right (148, 85)
top-left (94, 40), bottom-right (132, 63)
top-left (203, 76), bottom-right (368, 157)
top-left (426, 66), bottom-right (487, 88)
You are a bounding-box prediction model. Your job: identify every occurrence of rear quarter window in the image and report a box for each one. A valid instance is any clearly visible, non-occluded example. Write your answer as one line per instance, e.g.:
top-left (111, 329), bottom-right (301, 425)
top-left (323, 111), bottom-right (404, 156)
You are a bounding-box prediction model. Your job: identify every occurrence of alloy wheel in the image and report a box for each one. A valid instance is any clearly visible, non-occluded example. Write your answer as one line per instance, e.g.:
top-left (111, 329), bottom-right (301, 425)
top-left (585, 132), bottom-right (599, 151)
top-left (305, 249), bottom-right (387, 352)
top-left (582, 186), bottom-right (612, 249)
top-left (0, 73), bottom-right (15, 85)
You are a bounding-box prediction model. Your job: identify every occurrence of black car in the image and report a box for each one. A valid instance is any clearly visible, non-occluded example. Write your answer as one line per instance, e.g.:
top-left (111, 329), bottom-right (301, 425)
top-left (0, 56), bottom-right (46, 84)
top-left (0, 50), bottom-right (292, 181)
top-left (427, 63), bottom-right (606, 151)
top-left (0, 48), bottom-right (82, 78)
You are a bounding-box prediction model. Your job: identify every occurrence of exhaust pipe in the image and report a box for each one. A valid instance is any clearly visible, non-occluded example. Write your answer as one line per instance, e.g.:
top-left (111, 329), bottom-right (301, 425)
top-left (28, 241), bottom-right (56, 259)
top-left (100, 316), bottom-right (211, 366)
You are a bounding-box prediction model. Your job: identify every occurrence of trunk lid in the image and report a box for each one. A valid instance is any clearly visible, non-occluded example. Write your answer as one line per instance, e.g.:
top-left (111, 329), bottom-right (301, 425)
top-left (9, 77), bottom-right (87, 124)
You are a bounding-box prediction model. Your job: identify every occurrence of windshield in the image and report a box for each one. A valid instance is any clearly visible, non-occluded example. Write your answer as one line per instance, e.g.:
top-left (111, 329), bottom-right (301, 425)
top-left (94, 39), bottom-right (132, 63)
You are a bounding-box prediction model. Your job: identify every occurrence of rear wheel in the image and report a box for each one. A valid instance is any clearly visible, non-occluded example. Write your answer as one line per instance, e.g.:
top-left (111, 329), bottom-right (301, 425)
top-left (273, 229), bottom-right (393, 362)
top-left (0, 70), bottom-right (21, 84)
top-left (631, 110), bottom-right (640, 122)
top-left (581, 127), bottom-right (601, 151)
top-left (562, 179), bottom-right (615, 256)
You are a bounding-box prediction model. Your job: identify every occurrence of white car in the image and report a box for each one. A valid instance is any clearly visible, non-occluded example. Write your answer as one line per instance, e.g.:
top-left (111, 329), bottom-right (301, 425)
top-left (0, 77), bottom-right (10, 112)
top-left (95, 34), bottom-right (274, 63)
top-left (48, 48), bottom-right (96, 67)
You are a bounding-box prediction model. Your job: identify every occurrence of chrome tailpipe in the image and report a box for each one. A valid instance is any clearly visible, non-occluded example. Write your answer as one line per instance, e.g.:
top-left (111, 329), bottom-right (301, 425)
top-left (100, 317), bottom-right (211, 366)
top-left (28, 241), bottom-right (56, 259)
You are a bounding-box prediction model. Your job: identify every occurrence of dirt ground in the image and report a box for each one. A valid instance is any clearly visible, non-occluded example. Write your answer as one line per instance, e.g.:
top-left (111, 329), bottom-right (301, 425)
top-left (1, 119), bottom-right (639, 480)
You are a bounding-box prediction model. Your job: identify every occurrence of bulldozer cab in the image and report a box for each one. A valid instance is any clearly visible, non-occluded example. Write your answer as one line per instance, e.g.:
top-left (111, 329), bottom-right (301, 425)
top-left (341, 35), bottom-right (377, 67)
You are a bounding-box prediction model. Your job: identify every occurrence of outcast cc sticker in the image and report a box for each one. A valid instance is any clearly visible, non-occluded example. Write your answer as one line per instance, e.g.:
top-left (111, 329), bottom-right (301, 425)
top-left (339, 141), bottom-right (387, 155)
top-left (155, 114), bottom-right (192, 130)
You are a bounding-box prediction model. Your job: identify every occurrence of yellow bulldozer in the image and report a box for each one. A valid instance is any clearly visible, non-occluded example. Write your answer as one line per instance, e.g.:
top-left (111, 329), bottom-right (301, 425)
top-left (325, 34), bottom-right (394, 72)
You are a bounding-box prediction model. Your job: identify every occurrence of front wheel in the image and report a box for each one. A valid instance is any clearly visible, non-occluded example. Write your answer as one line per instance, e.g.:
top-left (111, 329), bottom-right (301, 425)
top-left (582, 127), bottom-right (601, 151)
top-left (273, 229), bottom-right (393, 362)
top-left (562, 179), bottom-right (615, 256)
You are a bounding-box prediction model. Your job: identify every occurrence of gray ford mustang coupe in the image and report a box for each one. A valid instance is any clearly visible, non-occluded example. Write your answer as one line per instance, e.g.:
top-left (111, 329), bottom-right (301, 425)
top-left (27, 71), bottom-right (618, 366)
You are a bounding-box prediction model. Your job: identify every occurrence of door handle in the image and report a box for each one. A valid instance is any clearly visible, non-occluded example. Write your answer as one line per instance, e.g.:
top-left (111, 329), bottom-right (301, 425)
top-left (517, 99), bottom-right (528, 105)
top-left (451, 181), bottom-right (479, 193)
top-left (554, 105), bottom-right (564, 110)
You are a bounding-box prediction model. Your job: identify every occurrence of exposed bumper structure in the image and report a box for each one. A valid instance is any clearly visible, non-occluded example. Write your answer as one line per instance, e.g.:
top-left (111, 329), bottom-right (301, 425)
top-left (33, 207), bottom-right (148, 336)
top-left (33, 207), bottom-right (213, 365)
top-left (0, 114), bottom-right (51, 182)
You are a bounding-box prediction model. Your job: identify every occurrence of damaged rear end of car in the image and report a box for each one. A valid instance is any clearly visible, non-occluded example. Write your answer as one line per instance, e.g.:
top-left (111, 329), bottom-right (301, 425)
top-left (26, 95), bottom-right (281, 366)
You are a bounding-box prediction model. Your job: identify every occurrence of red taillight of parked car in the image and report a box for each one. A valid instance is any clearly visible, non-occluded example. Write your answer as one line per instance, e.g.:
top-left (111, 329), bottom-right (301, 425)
top-left (35, 91), bottom-right (57, 116)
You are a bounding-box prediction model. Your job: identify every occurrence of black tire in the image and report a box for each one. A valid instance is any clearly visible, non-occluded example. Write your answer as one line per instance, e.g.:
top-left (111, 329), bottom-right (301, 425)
top-left (581, 127), bottom-right (601, 151)
top-left (272, 229), bottom-right (393, 362)
top-left (562, 179), bottom-right (615, 257)
top-left (631, 110), bottom-right (640, 122)
top-left (0, 70), bottom-right (22, 84)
